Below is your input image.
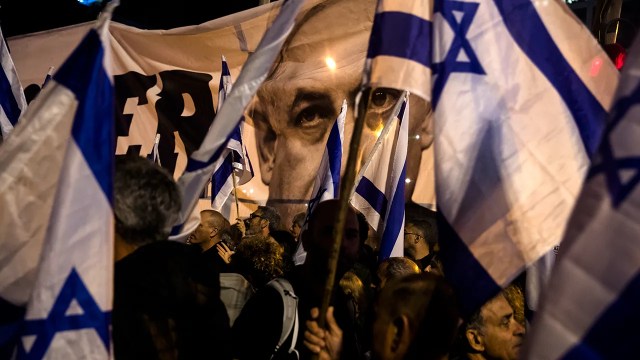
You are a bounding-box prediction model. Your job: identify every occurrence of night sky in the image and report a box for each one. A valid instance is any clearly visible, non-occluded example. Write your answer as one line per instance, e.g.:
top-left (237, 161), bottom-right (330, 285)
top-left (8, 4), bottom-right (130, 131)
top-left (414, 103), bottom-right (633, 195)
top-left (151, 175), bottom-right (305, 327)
top-left (0, 0), bottom-right (260, 38)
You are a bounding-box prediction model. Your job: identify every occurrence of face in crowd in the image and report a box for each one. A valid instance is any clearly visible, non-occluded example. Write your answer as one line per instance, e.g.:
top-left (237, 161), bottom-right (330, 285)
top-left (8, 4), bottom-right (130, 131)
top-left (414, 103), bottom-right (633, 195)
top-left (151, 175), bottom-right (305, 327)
top-left (465, 293), bottom-right (525, 360)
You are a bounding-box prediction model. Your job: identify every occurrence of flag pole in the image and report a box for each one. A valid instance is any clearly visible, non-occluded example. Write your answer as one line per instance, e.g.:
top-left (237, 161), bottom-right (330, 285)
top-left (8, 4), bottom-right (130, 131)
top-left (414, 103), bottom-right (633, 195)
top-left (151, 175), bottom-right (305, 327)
top-left (314, 88), bottom-right (371, 340)
top-left (230, 151), bottom-right (241, 218)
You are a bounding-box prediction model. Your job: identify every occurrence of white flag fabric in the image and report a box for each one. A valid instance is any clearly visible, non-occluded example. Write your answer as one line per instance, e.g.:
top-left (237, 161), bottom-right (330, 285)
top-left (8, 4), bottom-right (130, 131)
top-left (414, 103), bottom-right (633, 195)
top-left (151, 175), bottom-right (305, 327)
top-left (524, 36), bottom-right (640, 360)
top-left (425, 0), bottom-right (616, 315)
top-left (364, 0), bottom-right (433, 101)
top-left (0, 4), bottom-right (116, 358)
top-left (310, 99), bottom-right (346, 205)
top-left (351, 95), bottom-right (408, 260)
top-left (210, 55), bottom-right (254, 211)
top-left (293, 99), bottom-right (346, 265)
top-left (169, 0), bottom-right (305, 241)
top-left (0, 26), bottom-right (28, 141)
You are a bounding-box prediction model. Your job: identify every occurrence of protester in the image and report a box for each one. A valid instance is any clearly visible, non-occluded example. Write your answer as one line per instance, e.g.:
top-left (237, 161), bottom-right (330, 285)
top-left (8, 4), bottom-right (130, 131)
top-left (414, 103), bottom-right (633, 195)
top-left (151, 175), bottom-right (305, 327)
top-left (305, 272), bottom-right (460, 360)
top-left (188, 209), bottom-right (232, 271)
top-left (290, 199), bottom-right (366, 359)
top-left (404, 202), bottom-right (439, 271)
top-left (290, 211), bottom-right (306, 239)
top-left (230, 235), bottom-right (293, 359)
top-left (377, 257), bottom-right (421, 289)
top-left (112, 156), bottom-right (231, 360)
top-left (452, 291), bottom-right (525, 360)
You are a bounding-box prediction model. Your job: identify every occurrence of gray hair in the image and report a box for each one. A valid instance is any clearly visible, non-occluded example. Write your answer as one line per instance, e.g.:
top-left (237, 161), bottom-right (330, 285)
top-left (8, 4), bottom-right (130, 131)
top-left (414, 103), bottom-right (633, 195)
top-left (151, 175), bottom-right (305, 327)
top-left (114, 156), bottom-right (181, 245)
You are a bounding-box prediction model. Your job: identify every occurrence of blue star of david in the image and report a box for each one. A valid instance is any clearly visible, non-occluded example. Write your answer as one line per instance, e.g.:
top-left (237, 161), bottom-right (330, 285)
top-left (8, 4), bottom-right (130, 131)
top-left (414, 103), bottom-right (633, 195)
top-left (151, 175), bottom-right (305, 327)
top-left (17, 268), bottom-right (111, 359)
top-left (432, 0), bottom-right (485, 108)
top-left (588, 82), bottom-right (640, 208)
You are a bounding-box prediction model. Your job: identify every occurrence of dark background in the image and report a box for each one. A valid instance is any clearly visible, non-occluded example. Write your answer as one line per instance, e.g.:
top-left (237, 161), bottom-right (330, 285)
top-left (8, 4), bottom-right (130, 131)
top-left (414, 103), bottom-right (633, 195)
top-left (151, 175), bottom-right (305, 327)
top-left (0, 0), bottom-right (638, 49)
top-left (0, 0), bottom-right (261, 38)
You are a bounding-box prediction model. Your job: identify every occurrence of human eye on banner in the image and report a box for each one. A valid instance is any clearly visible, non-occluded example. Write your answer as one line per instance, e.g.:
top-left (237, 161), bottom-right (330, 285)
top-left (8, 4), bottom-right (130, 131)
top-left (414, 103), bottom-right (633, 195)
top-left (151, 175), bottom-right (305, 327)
top-left (10, 0), bottom-right (436, 226)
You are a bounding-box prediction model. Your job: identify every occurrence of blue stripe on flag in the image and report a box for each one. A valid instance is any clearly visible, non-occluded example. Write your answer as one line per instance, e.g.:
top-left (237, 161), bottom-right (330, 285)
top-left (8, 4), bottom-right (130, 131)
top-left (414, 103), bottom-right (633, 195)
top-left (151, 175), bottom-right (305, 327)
top-left (367, 11), bottom-right (432, 68)
top-left (211, 152), bottom-right (234, 197)
top-left (493, 0), bottom-right (607, 156)
top-left (561, 271), bottom-right (640, 359)
top-left (355, 177), bottom-right (388, 223)
top-left (0, 63), bottom-right (21, 126)
top-left (54, 29), bottom-right (114, 202)
top-left (185, 143), bottom-right (227, 172)
top-left (437, 210), bottom-right (501, 317)
top-left (327, 121), bottom-right (342, 197)
top-left (379, 163), bottom-right (406, 260)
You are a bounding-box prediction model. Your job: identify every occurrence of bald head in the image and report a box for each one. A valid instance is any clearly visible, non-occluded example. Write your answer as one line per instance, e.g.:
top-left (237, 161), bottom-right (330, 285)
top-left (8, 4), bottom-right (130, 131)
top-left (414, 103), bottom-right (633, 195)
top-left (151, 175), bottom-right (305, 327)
top-left (189, 209), bottom-right (230, 251)
top-left (201, 210), bottom-right (230, 231)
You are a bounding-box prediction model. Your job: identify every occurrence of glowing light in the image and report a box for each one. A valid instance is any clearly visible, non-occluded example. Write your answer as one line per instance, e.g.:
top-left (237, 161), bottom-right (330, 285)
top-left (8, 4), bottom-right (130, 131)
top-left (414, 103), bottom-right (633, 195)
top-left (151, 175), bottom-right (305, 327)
top-left (325, 57), bottom-right (337, 71)
top-left (415, 134), bottom-right (421, 140)
top-left (405, 178), bottom-right (412, 184)
top-left (374, 122), bottom-right (385, 138)
top-left (589, 57), bottom-right (603, 77)
top-left (249, 188), bottom-right (254, 194)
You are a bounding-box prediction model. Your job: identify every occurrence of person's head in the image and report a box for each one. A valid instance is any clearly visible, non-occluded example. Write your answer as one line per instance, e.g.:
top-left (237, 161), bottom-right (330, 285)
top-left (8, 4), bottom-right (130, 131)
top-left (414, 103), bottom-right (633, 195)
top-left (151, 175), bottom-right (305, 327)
top-left (114, 155), bottom-right (181, 248)
top-left (245, 205), bottom-right (281, 237)
top-left (189, 209), bottom-right (230, 251)
top-left (251, 0), bottom-right (436, 228)
top-left (339, 271), bottom-right (367, 319)
top-left (377, 257), bottom-right (421, 290)
top-left (462, 292), bottom-right (525, 360)
top-left (404, 203), bottom-right (438, 262)
top-left (231, 234), bottom-right (284, 288)
top-left (372, 273), bottom-right (459, 360)
top-left (302, 199), bottom-right (360, 280)
top-left (290, 212), bottom-right (306, 238)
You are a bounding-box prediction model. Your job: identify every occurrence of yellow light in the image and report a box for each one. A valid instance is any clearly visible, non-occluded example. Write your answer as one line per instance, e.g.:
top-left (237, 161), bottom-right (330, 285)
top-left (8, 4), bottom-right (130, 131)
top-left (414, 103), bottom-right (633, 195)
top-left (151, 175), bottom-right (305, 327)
top-left (374, 122), bottom-right (384, 138)
top-left (325, 56), bottom-right (337, 71)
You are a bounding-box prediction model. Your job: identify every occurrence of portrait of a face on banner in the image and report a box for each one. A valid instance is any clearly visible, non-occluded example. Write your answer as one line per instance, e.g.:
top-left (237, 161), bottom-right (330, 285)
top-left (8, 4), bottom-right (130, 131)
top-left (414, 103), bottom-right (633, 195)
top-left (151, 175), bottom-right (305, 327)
top-left (9, 0), bottom-right (436, 228)
top-left (111, 0), bottom-right (435, 226)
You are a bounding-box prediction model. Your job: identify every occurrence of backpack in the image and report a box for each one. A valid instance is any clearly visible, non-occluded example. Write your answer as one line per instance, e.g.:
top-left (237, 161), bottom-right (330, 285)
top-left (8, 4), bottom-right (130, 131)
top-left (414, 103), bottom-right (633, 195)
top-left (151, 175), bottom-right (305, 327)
top-left (266, 277), bottom-right (300, 360)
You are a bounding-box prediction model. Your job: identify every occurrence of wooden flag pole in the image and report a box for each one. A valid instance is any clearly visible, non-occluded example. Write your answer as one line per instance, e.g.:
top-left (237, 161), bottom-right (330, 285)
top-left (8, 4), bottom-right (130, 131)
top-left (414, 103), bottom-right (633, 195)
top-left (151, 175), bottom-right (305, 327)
top-left (231, 151), bottom-right (241, 218)
top-left (313, 89), bottom-right (371, 350)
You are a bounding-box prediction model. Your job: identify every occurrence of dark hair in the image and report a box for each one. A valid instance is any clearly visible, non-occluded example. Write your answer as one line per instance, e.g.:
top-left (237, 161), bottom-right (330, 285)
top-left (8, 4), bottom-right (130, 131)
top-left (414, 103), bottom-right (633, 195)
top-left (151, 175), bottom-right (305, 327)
top-left (114, 156), bottom-right (181, 245)
top-left (257, 205), bottom-right (281, 233)
top-left (292, 212), bottom-right (306, 227)
top-left (405, 203), bottom-right (438, 250)
top-left (377, 273), bottom-right (460, 360)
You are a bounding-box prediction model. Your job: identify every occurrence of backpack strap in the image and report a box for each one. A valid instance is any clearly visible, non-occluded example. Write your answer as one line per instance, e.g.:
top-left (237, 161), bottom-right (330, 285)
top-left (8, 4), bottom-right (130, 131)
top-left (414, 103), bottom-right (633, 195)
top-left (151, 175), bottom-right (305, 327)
top-left (267, 277), bottom-right (299, 359)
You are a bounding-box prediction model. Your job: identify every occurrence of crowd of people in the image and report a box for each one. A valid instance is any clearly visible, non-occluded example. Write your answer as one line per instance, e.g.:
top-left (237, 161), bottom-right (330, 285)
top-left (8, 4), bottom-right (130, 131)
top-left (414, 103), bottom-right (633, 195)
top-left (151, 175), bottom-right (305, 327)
top-left (112, 155), bottom-right (527, 360)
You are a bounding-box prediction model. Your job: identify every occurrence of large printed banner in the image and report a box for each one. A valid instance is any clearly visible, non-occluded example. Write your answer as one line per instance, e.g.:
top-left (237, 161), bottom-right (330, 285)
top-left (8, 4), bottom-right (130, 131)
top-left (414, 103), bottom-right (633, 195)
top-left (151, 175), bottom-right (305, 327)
top-left (8, 0), bottom-right (435, 226)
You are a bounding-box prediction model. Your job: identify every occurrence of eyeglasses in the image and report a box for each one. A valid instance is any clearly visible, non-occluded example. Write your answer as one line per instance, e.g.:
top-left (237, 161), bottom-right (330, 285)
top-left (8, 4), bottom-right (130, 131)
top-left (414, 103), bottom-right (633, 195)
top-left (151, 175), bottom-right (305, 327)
top-left (249, 213), bottom-right (263, 221)
top-left (404, 232), bottom-right (424, 244)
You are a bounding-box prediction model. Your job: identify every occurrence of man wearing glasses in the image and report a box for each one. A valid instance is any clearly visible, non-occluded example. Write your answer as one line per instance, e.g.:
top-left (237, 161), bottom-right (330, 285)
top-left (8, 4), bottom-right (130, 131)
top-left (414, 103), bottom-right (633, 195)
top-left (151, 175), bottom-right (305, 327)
top-left (404, 203), bottom-right (438, 272)
top-left (239, 205), bottom-right (282, 238)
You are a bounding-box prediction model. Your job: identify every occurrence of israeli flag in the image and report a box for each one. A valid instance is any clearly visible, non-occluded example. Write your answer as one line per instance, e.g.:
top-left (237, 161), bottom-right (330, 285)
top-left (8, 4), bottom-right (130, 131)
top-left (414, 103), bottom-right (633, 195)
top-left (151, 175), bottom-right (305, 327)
top-left (524, 36), bottom-right (640, 360)
top-left (364, 0), bottom-right (433, 102)
top-left (293, 100), bottom-right (346, 265)
top-left (169, 0), bottom-right (305, 241)
top-left (147, 133), bottom-right (162, 166)
top-left (210, 55), bottom-right (254, 211)
top-left (427, 0), bottom-right (619, 315)
top-left (0, 26), bottom-right (28, 141)
top-left (0, 3), bottom-right (116, 358)
top-left (351, 95), bottom-right (408, 260)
